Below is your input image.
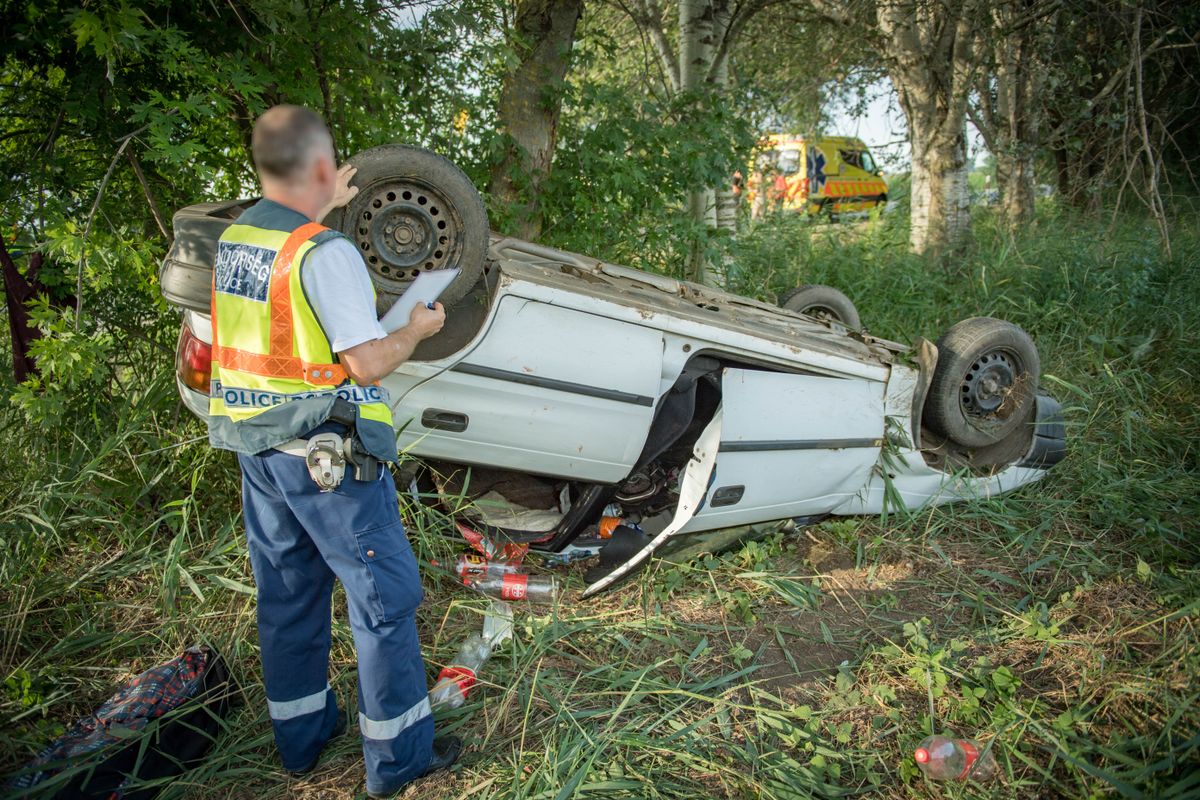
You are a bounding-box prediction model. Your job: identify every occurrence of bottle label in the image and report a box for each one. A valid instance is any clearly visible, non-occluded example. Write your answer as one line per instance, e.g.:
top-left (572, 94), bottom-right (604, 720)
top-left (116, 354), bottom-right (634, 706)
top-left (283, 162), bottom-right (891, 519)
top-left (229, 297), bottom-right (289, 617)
top-left (957, 741), bottom-right (979, 780)
top-left (457, 553), bottom-right (489, 584)
top-left (437, 665), bottom-right (477, 695)
top-left (501, 573), bottom-right (529, 600)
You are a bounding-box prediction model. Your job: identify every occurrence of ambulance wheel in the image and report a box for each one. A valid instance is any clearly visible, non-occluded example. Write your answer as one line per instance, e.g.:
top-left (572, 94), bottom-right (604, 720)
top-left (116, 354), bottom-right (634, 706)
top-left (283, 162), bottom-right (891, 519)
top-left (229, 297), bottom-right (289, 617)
top-left (778, 284), bottom-right (861, 329)
top-left (923, 317), bottom-right (1040, 448)
top-left (325, 144), bottom-right (488, 310)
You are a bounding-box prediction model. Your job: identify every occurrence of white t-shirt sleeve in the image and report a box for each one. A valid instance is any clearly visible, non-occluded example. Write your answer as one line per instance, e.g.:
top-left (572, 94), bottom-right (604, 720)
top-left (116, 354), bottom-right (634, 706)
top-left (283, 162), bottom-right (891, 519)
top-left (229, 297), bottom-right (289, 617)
top-left (300, 237), bottom-right (388, 353)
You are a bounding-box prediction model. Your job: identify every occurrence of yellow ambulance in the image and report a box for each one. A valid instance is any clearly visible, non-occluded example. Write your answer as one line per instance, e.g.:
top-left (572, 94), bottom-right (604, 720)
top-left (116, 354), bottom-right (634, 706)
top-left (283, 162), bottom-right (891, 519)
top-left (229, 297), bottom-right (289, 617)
top-left (745, 134), bottom-right (887, 216)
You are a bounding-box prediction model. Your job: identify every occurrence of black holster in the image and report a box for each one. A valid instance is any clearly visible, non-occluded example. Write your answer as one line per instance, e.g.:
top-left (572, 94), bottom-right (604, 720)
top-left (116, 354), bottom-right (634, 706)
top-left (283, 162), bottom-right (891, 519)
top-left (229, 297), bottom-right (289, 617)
top-left (329, 397), bottom-right (380, 481)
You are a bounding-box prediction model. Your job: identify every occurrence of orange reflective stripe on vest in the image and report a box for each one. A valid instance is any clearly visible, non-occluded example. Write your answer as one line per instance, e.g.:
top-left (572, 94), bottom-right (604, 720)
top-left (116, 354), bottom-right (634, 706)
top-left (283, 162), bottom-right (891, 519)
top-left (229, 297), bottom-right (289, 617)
top-left (211, 221), bottom-right (348, 383)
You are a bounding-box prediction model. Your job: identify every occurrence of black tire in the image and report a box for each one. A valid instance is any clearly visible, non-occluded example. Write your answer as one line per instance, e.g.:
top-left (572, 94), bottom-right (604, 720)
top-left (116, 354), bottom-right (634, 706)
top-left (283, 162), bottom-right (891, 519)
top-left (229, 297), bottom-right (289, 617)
top-left (923, 317), bottom-right (1040, 449)
top-left (325, 144), bottom-right (488, 309)
top-left (778, 284), bottom-right (861, 329)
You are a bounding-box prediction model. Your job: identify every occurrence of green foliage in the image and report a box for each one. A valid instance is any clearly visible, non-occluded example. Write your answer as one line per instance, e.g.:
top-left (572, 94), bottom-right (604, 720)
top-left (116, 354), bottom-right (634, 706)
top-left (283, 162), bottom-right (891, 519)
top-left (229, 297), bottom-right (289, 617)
top-left (538, 79), bottom-right (756, 278)
top-left (0, 0), bottom-right (507, 420)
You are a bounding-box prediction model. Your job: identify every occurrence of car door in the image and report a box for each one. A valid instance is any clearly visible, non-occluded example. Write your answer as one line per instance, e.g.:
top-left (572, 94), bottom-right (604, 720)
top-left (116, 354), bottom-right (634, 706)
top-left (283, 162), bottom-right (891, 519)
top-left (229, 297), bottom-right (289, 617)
top-left (682, 367), bottom-right (886, 531)
top-left (393, 295), bottom-right (664, 483)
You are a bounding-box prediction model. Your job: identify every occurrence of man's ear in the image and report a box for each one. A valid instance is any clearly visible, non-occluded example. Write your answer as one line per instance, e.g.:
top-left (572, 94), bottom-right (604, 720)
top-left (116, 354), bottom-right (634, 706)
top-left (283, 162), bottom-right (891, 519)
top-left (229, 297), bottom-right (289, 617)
top-left (313, 153), bottom-right (335, 185)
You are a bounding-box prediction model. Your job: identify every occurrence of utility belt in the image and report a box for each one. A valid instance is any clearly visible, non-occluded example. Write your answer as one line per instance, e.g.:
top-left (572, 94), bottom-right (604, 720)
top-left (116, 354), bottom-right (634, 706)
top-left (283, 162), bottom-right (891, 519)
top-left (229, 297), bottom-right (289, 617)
top-left (272, 399), bottom-right (382, 491)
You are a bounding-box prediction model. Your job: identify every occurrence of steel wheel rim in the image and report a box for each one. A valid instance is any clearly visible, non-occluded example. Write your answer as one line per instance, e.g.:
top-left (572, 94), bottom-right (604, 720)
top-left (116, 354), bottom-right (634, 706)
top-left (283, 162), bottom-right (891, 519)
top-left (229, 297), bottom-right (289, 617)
top-left (960, 348), bottom-right (1025, 425)
top-left (349, 178), bottom-right (462, 294)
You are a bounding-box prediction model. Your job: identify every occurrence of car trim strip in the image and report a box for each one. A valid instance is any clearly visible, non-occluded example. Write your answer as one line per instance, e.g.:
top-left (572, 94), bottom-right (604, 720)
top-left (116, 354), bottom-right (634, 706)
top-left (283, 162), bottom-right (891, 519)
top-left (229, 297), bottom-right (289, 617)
top-left (451, 363), bottom-right (656, 407)
top-left (719, 438), bottom-right (882, 452)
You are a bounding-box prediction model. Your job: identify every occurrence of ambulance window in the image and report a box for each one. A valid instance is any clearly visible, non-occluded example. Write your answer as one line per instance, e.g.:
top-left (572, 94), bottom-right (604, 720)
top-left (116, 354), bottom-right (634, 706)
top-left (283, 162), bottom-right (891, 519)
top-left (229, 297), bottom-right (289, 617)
top-left (860, 151), bottom-right (877, 173)
top-left (777, 149), bottom-right (800, 174)
top-left (839, 149), bottom-right (862, 170)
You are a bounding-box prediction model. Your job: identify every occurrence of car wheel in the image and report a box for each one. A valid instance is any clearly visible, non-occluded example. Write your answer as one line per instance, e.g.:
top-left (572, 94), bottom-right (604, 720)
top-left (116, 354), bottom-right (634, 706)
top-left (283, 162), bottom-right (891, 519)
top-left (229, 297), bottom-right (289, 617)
top-left (324, 144), bottom-right (488, 309)
top-left (778, 284), bottom-right (861, 329)
top-left (923, 317), bottom-right (1040, 449)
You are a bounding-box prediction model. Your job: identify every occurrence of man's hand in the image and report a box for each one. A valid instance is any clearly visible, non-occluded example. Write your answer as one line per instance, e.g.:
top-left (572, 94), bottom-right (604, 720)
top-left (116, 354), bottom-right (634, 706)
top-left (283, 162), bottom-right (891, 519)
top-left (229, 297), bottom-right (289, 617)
top-left (407, 302), bottom-right (446, 341)
top-left (338, 302), bottom-right (447, 385)
top-left (316, 164), bottom-right (359, 223)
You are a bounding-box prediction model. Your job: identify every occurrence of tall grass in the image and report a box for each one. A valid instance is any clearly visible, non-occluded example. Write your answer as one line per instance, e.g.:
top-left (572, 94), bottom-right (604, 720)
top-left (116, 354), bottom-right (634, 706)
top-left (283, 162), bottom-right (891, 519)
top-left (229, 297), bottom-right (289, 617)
top-left (2, 206), bottom-right (1198, 798)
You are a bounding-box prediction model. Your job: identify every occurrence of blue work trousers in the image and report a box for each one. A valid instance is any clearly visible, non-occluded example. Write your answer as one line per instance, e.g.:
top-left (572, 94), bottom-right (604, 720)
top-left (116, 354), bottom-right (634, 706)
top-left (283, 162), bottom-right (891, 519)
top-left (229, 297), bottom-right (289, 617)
top-left (237, 439), bottom-right (434, 795)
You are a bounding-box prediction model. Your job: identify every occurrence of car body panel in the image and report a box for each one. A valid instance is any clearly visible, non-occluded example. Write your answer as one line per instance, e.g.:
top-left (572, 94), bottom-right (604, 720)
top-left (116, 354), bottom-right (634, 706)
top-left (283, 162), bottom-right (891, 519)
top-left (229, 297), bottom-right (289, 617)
top-left (829, 361), bottom-right (1049, 515)
top-left (680, 368), bottom-right (885, 530)
top-left (392, 295), bottom-right (663, 481)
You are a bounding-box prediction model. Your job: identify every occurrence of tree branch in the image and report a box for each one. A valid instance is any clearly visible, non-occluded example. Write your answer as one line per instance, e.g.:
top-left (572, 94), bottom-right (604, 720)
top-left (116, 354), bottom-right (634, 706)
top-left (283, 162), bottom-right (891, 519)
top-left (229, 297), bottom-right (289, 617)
top-left (967, 104), bottom-right (999, 154)
top-left (629, 0), bottom-right (680, 93)
top-left (126, 149), bottom-right (170, 242)
top-left (707, 0), bottom-right (775, 84)
top-left (1045, 25), bottom-right (1180, 141)
top-left (807, 0), bottom-right (854, 27)
top-left (74, 120), bottom-right (160, 328)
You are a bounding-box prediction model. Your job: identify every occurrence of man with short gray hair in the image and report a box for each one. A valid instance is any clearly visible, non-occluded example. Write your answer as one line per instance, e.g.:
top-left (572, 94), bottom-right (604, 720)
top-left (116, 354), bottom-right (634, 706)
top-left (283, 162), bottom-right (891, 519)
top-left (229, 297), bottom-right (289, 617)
top-left (207, 104), bottom-right (459, 797)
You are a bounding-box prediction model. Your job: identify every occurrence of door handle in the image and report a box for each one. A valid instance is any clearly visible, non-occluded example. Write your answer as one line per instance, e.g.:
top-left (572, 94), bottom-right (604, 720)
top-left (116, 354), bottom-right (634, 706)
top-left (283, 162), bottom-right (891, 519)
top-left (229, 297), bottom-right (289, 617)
top-left (421, 408), bottom-right (468, 432)
top-left (710, 485), bottom-right (745, 508)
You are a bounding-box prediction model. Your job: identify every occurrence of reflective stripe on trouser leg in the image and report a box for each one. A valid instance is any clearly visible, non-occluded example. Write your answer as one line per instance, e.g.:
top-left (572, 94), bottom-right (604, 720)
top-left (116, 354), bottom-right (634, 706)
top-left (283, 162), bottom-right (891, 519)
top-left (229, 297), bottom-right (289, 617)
top-left (268, 683), bottom-right (333, 720)
top-left (239, 452), bottom-right (342, 772)
top-left (271, 453), bottom-right (435, 793)
top-left (359, 696), bottom-right (431, 740)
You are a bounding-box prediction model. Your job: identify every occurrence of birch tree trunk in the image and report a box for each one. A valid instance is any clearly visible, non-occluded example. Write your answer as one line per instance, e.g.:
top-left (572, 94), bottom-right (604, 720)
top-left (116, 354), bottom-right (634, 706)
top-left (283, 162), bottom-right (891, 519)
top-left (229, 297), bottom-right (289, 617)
top-left (680, 0), bottom-right (717, 283)
top-left (969, 0), bottom-right (1052, 230)
top-left (877, 0), bottom-right (980, 256)
top-left (629, 0), bottom-right (762, 285)
top-left (711, 7), bottom-right (738, 242)
top-left (488, 0), bottom-right (585, 240)
top-left (995, 149), bottom-right (1036, 226)
top-left (903, 109), bottom-right (971, 255)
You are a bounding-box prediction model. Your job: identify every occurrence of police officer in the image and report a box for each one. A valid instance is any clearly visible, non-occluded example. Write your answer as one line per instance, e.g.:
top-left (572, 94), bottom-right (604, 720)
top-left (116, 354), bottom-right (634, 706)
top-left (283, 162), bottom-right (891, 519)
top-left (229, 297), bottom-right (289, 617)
top-left (207, 105), bottom-right (460, 797)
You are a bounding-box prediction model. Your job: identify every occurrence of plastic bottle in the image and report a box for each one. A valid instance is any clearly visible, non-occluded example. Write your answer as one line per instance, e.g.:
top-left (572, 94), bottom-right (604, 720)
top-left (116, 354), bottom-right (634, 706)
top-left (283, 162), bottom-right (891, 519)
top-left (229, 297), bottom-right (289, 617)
top-left (913, 735), bottom-right (997, 781)
top-left (469, 573), bottom-right (558, 602)
top-left (454, 553), bottom-right (523, 584)
top-left (429, 634), bottom-right (492, 710)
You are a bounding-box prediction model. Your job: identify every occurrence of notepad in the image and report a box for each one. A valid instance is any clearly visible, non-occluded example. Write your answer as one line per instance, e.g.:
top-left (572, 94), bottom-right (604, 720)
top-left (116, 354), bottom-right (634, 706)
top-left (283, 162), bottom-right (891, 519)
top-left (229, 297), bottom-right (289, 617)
top-left (380, 268), bottom-right (461, 333)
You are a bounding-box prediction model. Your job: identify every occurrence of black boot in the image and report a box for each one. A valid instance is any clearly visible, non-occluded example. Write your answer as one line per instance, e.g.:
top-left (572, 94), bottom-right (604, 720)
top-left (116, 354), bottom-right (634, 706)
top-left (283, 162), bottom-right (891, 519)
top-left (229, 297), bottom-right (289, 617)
top-left (287, 709), bottom-right (349, 776)
top-left (367, 736), bottom-right (462, 798)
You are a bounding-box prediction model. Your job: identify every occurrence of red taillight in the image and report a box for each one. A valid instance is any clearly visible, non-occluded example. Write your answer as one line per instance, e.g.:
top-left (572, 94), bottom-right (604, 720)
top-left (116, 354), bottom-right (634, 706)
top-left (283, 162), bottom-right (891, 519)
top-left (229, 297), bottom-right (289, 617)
top-left (177, 323), bottom-right (212, 394)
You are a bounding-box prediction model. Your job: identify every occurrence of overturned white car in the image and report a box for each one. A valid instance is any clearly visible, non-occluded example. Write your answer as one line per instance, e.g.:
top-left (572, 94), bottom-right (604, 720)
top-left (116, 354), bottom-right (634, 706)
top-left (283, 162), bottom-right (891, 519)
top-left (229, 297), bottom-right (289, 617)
top-left (162, 146), bottom-right (1065, 596)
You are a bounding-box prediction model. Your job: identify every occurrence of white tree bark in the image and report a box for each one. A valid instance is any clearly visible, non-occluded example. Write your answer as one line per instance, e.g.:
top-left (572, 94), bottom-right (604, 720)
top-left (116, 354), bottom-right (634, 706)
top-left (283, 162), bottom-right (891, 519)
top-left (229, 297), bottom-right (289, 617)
top-left (626, 0), bottom-right (765, 284)
top-left (877, 0), bottom-right (980, 255)
top-left (811, 0), bottom-right (982, 255)
top-left (969, 0), bottom-right (1055, 230)
top-left (712, 5), bottom-right (738, 245)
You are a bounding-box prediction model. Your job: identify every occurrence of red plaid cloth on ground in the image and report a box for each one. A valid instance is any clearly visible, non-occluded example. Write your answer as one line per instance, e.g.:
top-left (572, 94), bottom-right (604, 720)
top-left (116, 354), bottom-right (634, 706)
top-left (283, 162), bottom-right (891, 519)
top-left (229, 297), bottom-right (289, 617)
top-left (8, 649), bottom-right (209, 792)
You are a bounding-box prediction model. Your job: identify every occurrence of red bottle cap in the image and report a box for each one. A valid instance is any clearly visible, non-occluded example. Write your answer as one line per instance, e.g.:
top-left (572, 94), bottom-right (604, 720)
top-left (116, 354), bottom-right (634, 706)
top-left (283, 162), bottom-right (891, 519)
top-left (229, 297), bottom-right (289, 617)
top-left (914, 748), bottom-right (930, 764)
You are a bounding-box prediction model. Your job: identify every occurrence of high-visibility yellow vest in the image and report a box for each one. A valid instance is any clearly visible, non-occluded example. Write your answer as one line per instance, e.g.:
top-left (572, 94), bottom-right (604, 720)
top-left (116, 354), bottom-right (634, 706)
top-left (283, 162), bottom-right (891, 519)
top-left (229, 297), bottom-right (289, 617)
top-left (207, 199), bottom-right (397, 462)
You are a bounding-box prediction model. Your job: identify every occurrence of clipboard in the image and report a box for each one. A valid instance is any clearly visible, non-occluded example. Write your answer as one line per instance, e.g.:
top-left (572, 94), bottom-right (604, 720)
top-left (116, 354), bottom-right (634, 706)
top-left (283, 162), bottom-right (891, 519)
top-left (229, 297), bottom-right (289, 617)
top-left (380, 268), bottom-right (461, 333)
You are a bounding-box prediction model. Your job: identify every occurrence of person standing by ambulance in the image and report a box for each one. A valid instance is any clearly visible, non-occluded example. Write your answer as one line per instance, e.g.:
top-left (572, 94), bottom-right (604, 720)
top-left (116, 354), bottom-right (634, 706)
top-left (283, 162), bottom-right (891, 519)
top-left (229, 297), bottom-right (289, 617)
top-left (206, 105), bottom-right (460, 798)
